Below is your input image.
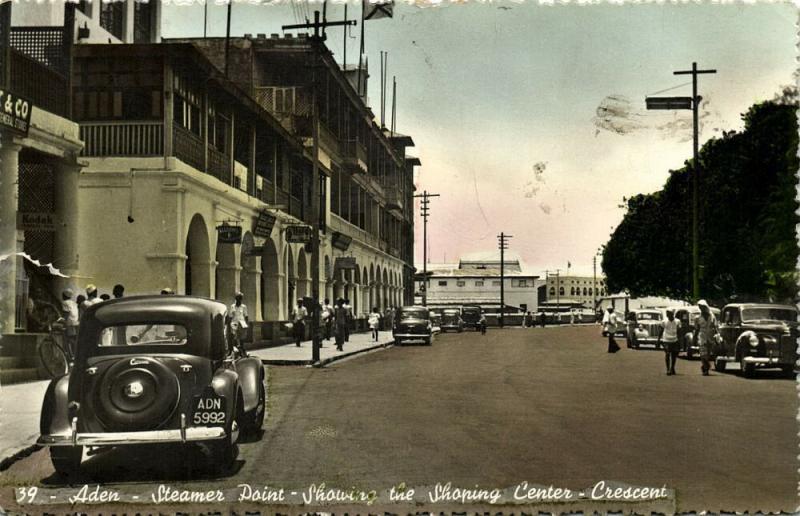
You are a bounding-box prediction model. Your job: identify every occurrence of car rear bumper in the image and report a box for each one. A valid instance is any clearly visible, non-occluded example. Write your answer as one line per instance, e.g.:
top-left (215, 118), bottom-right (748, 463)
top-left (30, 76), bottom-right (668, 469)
top-left (38, 426), bottom-right (227, 447)
top-left (742, 356), bottom-right (793, 366)
top-left (393, 333), bottom-right (430, 338)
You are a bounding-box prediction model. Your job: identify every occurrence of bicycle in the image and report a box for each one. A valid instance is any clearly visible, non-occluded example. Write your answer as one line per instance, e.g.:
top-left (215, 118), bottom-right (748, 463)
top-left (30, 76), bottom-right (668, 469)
top-left (37, 319), bottom-right (75, 379)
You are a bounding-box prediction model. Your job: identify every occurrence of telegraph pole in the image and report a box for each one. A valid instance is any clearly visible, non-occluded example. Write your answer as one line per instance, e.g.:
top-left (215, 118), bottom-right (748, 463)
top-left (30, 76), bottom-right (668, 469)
top-left (497, 232), bottom-right (512, 327)
top-left (282, 12), bottom-right (356, 365)
top-left (413, 191), bottom-right (439, 306)
top-left (673, 62), bottom-right (716, 302)
top-left (593, 255), bottom-right (597, 311)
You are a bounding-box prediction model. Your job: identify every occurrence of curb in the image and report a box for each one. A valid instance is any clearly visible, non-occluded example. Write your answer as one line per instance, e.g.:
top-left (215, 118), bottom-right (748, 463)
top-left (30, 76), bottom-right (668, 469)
top-left (0, 444), bottom-right (41, 472)
top-left (260, 340), bottom-right (394, 366)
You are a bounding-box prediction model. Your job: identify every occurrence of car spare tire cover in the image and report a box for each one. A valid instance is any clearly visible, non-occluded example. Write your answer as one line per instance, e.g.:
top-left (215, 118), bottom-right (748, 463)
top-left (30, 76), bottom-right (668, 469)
top-left (96, 357), bottom-right (179, 431)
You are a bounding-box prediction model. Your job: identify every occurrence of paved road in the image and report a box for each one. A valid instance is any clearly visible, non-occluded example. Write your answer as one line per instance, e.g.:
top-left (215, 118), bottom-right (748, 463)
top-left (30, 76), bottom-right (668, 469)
top-left (1, 326), bottom-right (795, 512)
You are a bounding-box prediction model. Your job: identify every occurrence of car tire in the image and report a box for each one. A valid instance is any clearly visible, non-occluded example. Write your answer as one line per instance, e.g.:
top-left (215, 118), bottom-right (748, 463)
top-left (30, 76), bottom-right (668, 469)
top-left (51, 446), bottom-right (82, 478)
top-left (739, 356), bottom-right (754, 378)
top-left (241, 380), bottom-right (265, 436)
top-left (714, 358), bottom-right (727, 372)
top-left (394, 338), bottom-right (403, 346)
top-left (424, 336), bottom-right (432, 346)
top-left (686, 347), bottom-right (694, 359)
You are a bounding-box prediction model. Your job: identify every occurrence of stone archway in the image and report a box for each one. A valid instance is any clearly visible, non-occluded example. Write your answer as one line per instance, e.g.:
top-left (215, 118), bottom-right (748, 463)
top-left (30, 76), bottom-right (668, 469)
top-left (352, 265), bottom-right (361, 315)
top-left (185, 214), bottom-right (211, 297)
top-left (297, 248), bottom-right (309, 299)
top-left (286, 245), bottom-right (296, 317)
top-left (382, 268), bottom-right (389, 311)
top-left (240, 232), bottom-right (260, 320)
top-left (261, 237), bottom-right (281, 321)
top-left (215, 238), bottom-right (237, 301)
top-left (324, 255), bottom-right (333, 303)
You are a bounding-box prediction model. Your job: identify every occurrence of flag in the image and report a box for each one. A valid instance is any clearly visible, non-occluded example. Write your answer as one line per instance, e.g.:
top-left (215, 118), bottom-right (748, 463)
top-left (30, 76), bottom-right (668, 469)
top-left (567, 261), bottom-right (571, 269)
top-left (365, 0), bottom-right (393, 21)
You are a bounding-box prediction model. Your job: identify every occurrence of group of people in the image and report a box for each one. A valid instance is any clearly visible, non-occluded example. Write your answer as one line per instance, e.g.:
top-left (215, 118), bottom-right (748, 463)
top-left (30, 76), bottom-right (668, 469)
top-left (603, 299), bottom-right (720, 376)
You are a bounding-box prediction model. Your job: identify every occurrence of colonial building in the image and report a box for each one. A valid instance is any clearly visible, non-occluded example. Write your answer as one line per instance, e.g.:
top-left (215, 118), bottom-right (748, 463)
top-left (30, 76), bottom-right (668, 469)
top-left (543, 273), bottom-right (608, 310)
top-left (415, 252), bottom-right (542, 313)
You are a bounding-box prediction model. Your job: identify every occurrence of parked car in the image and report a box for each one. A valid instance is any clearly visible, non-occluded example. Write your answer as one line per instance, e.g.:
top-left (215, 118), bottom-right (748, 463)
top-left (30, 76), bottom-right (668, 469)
top-left (626, 309), bottom-right (664, 349)
top-left (393, 306), bottom-right (433, 345)
top-left (674, 305), bottom-right (721, 358)
top-left (429, 310), bottom-right (442, 331)
top-left (713, 303), bottom-right (798, 377)
top-left (601, 311), bottom-right (627, 337)
top-left (461, 305), bottom-right (482, 331)
top-left (37, 296), bottom-right (266, 477)
top-left (440, 308), bottom-right (464, 333)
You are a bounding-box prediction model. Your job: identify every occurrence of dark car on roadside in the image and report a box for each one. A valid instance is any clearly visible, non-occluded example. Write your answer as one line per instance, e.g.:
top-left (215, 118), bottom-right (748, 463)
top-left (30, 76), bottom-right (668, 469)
top-left (393, 306), bottom-right (433, 345)
top-left (37, 296), bottom-right (266, 477)
top-left (440, 308), bottom-right (464, 333)
top-left (461, 305), bottom-right (482, 331)
top-left (712, 303), bottom-right (798, 377)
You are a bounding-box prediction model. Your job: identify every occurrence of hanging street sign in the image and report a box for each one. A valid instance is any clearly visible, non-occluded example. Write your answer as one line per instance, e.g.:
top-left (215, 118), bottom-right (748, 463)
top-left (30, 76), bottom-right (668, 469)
top-left (334, 256), bottom-right (357, 271)
top-left (645, 96), bottom-right (693, 110)
top-left (331, 231), bottom-right (353, 251)
top-left (0, 89), bottom-right (32, 135)
top-left (216, 224), bottom-right (242, 244)
top-left (286, 224), bottom-right (313, 243)
top-left (253, 210), bottom-right (277, 238)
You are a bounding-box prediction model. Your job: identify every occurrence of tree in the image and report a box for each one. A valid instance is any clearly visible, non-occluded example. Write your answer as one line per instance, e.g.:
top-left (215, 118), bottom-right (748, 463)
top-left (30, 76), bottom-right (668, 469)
top-left (602, 100), bottom-right (799, 304)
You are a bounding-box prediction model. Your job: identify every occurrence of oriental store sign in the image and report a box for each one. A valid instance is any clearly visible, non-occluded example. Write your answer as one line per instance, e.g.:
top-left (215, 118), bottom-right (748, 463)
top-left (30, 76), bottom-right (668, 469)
top-left (217, 224), bottom-right (242, 244)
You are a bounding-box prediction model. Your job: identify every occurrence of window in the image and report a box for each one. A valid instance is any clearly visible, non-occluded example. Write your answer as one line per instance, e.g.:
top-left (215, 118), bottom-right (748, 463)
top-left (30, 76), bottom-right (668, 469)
top-left (475, 281), bottom-right (484, 287)
top-left (492, 280), bottom-right (501, 287)
top-left (438, 281), bottom-right (448, 287)
top-left (583, 288), bottom-right (588, 296)
top-left (133, 0), bottom-right (154, 43)
top-left (570, 287), bottom-right (576, 295)
top-left (559, 287), bottom-right (565, 296)
top-left (515, 279), bottom-right (528, 287)
top-left (457, 281), bottom-right (465, 287)
top-left (100, 0), bottom-right (125, 41)
top-left (549, 287), bottom-right (555, 296)
top-left (99, 324), bottom-right (188, 347)
top-left (174, 75), bottom-right (202, 137)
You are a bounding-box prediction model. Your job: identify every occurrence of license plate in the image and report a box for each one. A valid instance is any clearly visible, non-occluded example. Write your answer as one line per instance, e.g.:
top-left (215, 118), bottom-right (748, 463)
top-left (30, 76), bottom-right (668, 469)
top-left (192, 391), bottom-right (227, 426)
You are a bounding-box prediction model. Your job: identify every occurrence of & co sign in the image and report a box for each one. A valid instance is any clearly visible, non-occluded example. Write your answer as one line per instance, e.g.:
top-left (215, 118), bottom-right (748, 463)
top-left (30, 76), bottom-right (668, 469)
top-left (0, 89), bottom-right (32, 135)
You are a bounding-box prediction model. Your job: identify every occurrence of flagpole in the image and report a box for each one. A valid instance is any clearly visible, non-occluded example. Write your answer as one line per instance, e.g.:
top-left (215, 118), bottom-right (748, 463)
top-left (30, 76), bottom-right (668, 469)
top-left (343, 3), bottom-right (347, 68)
top-left (357, 0), bottom-right (365, 96)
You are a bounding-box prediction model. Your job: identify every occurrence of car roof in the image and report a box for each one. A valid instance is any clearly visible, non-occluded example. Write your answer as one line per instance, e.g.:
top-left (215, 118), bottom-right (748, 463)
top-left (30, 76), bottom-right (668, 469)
top-left (85, 295), bottom-right (227, 326)
top-left (723, 303), bottom-right (797, 311)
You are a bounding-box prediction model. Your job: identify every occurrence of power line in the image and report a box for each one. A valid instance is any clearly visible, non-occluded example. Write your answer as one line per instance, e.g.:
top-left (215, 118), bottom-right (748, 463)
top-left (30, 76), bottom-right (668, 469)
top-left (413, 191), bottom-right (440, 306)
top-left (497, 232), bottom-right (513, 327)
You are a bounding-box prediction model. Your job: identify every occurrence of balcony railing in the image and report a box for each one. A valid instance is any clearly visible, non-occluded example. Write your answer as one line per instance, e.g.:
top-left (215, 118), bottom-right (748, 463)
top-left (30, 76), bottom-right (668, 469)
top-left (9, 48), bottom-right (68, 118)
top-left (173, 124), bottom-right (205, 171)
top-left (343, 139), bottom-right (368, 173)
top-left (208, 147), bottom-right (230, 184)
top-left (81, 121), bottom-right (164, 156)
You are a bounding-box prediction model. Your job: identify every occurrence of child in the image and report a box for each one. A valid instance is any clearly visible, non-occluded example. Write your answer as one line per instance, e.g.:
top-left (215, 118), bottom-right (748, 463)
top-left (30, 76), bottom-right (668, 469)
top-left (368, 307), bottom-right (381, 341)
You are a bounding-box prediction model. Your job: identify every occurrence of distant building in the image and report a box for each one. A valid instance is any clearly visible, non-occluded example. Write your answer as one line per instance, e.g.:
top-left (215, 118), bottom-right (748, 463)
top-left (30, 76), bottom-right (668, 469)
top-left (542, 273), bottom-right (607, 310)
top-left (415, 252), bottom-right (542, 313)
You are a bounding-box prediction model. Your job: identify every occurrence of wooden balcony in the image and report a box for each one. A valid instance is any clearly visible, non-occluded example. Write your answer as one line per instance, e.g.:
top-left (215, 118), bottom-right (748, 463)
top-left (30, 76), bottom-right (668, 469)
top-left (343, 139), bottom-right (368, 174)
top-left (9, 48), bottom-right (68, 118)
top-left (81, 121), bottom-right (163, 156)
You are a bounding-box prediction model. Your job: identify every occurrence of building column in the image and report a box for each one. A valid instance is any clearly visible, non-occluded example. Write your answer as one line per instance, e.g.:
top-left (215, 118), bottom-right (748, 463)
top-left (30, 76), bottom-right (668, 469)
top-left (53, 161), bottom-right (82, 295)
top-left (263, 271), bottom-right (284, 321)
top-left (351, 282), bottom-right (360, 316)
top-left (0, 140), bottom-right (21, 334)
top-left (216, 263), bottom-right (241, 302)
top-left (242, 264), bottom-right (262, 322)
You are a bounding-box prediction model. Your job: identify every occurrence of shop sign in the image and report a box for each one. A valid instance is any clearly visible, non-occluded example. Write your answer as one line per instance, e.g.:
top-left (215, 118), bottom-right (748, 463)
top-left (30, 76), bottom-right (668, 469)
top-left (331, 231), bottom-right (352, 251)
top-left (17, 212), bottom-right (57, 231)
top-left (0, 89), bottom-right (32, 135)
top-left (334, 256), bottom-right (357, 271)
top-left (286, 224), bottom-right (313, 244)
top-left (253, 210), bottom-right (277, 238)
top-left (217, 224), bottom-right (242, 244)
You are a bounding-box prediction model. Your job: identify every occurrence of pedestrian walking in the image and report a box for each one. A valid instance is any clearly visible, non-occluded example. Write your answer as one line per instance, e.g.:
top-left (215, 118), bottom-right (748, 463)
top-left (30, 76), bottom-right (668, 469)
top-left (343, 298), bottom-right (353, 342)
top-left (570, 310), bottom-right (576, 326)
top-left (660, 309), bottom-right (681, 375)
top-left (605, 307), bottom-right (620, 353)
top-left (60, 288), bottom-right (79, 354)
top-left (693, 299), bottom-right (719, 376)
top-left (322, 298), bottom-right (333, 342)
top-left (539, 310), bottom-right (547, 328)
top-left (368, 307), bottom-right (381, 341)
top-left (81, 284), bottom-right (102, 319)
top-left (291, 299), bottom-right (307, 347)
top-left (334, 298), bottom-right (348, 351)
top-left (479, 313), bottom-right (487, 335)
top-left (228, 291), bottom-right (249, 347)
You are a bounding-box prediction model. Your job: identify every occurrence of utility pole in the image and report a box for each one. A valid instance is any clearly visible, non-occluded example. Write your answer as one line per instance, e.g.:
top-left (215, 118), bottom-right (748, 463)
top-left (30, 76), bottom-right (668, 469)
top-left (282, 11), bottom-right (356, 365)
top-left (556, 269), bottom-right (561, 317)
top-left (497, 233), bottom-right (512, 327)
top-left (413, 190), bottom-right (439, 306)
top-left (647, 62), bottom-right (716, 302)
top-left (593, 255), bottom-right (597, 311)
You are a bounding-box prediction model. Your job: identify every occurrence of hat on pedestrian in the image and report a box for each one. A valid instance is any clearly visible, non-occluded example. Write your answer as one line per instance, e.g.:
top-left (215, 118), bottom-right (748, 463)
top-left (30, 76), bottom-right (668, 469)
top-left (62, 288), bottom-right (74, 298)
top-left (161, 287), bottom-right (174, 295)
top-left (697, 299), bottom-right (709, 308)
top-left (85, 284), bottom-right (97, 294)
top-left (235, 291), bottom-right (244, 298)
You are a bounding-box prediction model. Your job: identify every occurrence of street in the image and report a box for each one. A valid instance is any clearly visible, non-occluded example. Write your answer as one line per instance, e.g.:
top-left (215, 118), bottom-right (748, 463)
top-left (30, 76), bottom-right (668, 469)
top-left (1, 325), bottom-right (795, 512)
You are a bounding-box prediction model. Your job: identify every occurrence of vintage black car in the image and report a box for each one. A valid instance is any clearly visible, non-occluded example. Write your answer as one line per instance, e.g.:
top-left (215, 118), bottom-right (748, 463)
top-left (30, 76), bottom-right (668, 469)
top-left (37, 296), bottom-right (266, 477)
top-left (440, 308), bottom-right (464, 333)
top-left (393, 306), bottom-right (433, 345)
top-left (625, 309), bottom-right (664, 349)
top-left (461, 305), bottom-right (482, 331)
top-left (713, 303), bottom-right (798, 377)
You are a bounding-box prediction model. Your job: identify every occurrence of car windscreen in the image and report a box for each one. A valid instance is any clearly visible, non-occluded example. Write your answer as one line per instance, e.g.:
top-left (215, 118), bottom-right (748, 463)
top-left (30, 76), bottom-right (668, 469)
top-left (399, 309), bottom-right (428, 320)
top-left (636, 312), bottom-right (662, 321)
top-left (741, 308), bottom-right (797, 323)
top-left (98, 323), bottom-right (188, 346)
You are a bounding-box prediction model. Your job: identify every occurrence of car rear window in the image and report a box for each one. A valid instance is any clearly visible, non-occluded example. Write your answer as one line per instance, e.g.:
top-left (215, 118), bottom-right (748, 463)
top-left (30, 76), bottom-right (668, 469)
top-left (98, 324), bottom-right (188, 346)
top-left (399, 309), bottom-right (428, 320)
top-left (637, 312), bottom-right (662, 321)
top-left (742, 308), bottom-right (797, 323)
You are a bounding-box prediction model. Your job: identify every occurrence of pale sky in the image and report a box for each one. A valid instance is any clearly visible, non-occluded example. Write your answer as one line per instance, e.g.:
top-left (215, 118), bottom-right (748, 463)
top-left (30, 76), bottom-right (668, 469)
top-left (162, 2), bottom-right (797, 276)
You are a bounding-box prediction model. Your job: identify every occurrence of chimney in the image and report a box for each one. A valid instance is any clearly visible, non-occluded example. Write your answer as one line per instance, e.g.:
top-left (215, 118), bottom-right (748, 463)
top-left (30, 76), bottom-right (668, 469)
top-left (257, 33), bottom-right (266, 39)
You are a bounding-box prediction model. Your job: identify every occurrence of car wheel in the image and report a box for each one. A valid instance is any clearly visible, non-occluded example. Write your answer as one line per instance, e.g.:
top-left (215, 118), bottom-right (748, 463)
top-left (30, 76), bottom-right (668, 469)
top-left (424, 336), bottom-right (432, 346)
top-left (241, 380), bottom-right (265, 436)
top-left (632, 339), bottom-right (639, 349)
top-left (714, 358), bottom-right (727, 372)
top-left (739, 356), bottom-right (754, 378)
top-left (394, 338), bottom-right (403, 346)
top-left (626, 337), bottom-right (632, 349)
top-left (51, 446), bottom-right (83, 478)
top-left (686, 347), bottom-right (694, 359)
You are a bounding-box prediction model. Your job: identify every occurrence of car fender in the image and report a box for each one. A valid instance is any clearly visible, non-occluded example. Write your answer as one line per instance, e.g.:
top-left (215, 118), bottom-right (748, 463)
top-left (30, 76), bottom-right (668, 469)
top-left (235, 357), bottom-right (264, 414)
top-left (39, 375), bottom-right (71, 437)
top-left (211, 368), bottom-right (241, 425)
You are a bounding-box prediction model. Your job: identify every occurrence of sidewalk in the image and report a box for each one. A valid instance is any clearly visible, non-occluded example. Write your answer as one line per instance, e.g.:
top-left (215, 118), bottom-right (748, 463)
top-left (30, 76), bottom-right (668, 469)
top-left (0, 379), bottom-right (48, 469)
top-left (250, 330), bottom-right (394, 366)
